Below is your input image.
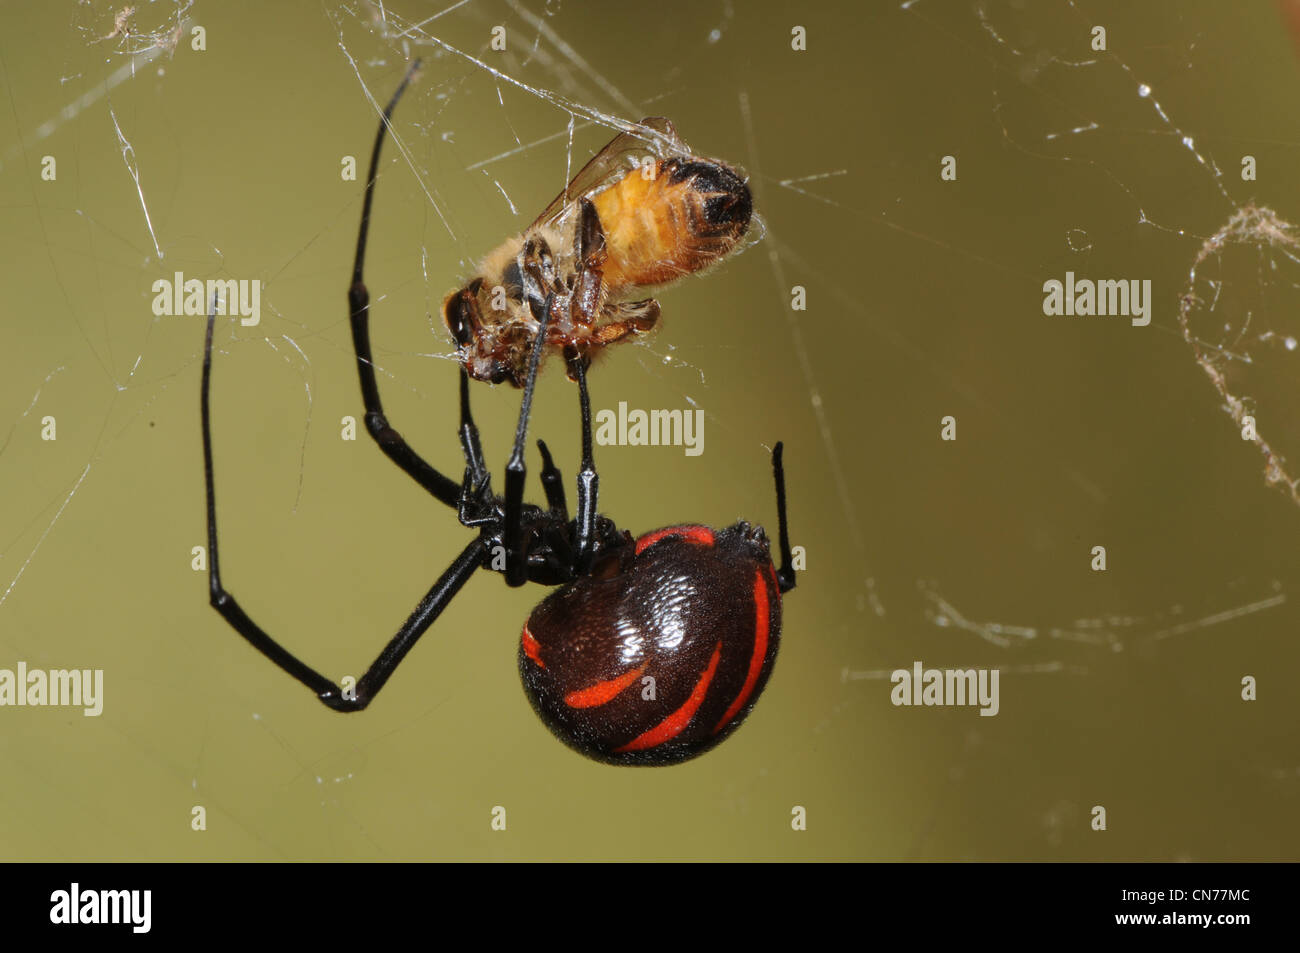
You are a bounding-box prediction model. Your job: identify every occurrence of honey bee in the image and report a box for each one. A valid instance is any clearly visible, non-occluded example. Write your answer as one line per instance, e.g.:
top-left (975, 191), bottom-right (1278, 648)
top-left (444, 118), bottom-right (753, 386)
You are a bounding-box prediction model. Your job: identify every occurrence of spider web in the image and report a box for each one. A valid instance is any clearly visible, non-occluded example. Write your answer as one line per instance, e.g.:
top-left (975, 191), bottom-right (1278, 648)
top-left (1, 0), bottom-right (1297, 861)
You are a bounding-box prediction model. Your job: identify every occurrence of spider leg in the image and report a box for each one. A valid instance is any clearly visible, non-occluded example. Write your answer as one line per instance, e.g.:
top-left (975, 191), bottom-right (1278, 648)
top-left (348, 59), bottom-right (462, 509)
top-left (339, 537), bottom-right (485, 709)
top-left (458, 369), bottom-right (488, 487)
top-left (504, 285), bottom-right (555, 587)
top-left (204, 307), bottom-right (487, 711)
top-left (536, 439), bottom-right (568, 517)
top-left (455, 365), bottom-right (494, 531)
top-left (771, 441), bottom-right (796, 593)
top-left (569, 354), bottom-right (599, 575)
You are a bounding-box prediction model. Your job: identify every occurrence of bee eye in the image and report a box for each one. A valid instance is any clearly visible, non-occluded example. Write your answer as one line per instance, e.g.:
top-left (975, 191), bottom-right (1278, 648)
top-left (444, 290), bottom-right (477, 346)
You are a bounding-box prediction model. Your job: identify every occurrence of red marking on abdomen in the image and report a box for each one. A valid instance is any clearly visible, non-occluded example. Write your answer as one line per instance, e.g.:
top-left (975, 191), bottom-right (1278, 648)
top-left (615, 642), bottom-right (722, 753)
top-left (521, 626), bottom-right (545, 668)
top-left (565, 663), bottom-right (647, 708)
top-left (713, 569), bottom-right (770, 734)
top-left (635, 524), bottom-right (715, 556)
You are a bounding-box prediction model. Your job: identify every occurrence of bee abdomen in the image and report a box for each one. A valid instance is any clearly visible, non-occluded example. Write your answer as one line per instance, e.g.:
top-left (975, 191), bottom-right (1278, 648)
top-left (592, 159), bottom-right (751, 290)
top-left (667, 159), bottom-right (753, 234)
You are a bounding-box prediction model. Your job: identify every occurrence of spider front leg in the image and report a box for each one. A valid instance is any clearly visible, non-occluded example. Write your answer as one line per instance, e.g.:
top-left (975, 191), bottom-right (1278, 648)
top-left (202, 309), bottom-right (488, 711)
top-left (771, 442), bottom-right (796, 594)
top-left (568, 352), bottom-right (600, 575)
top-left (458, 369), bottom-right (489, 489)
top-left (503, 280), bottom-right (556, 587)
top-left (348, 58), bottom-right (463, 510)
top-left (455, 368), bottom-right (496, 531)
top-left (535, 439), bottom-right (568, 517)
top-left (546, 203), bottom-right (603, 573)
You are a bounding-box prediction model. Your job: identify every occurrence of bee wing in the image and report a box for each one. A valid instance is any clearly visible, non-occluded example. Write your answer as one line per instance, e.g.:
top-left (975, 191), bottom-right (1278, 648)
top-left (529, 118), bottom-right (686, 231)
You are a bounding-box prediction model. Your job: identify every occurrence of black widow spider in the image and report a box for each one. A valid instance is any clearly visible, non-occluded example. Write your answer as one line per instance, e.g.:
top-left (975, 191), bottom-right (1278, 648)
top-left (201, 62), bottom-right (796, 765)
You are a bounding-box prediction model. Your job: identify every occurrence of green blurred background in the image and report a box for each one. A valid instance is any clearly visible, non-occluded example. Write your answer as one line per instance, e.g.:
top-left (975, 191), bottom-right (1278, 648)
top-left (1, 0), bottom-right (1299, 860)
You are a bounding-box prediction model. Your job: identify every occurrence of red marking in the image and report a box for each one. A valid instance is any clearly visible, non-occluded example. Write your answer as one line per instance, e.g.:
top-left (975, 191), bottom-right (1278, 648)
top-left (635, 524), bottom-right (715, 556)
top-left (565, 663), bottom-right (647, 708)
top-left (713, 570), bottom-right (770, 734)
top-left (615, 642), bottom-right (722, 753)
top-left (521, 626), bottom-right (545, 668)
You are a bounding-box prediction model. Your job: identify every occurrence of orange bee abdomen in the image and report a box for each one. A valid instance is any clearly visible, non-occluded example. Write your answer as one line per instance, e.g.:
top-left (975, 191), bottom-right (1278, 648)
top-left (591, 157), bottom-right (752, 292)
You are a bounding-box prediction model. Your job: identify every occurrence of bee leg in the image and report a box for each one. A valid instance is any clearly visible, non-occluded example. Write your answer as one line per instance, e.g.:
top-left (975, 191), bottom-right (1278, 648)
top-left (570, 198), bottom-right (608, 328)
top-left (503, 251), bottom-right (556, 388)
top-left (574, 197), bottom-right (607, 262)
top-left (599, 299), bottom-right (661, 340)
top-left (622, 297), bottom-right (661, 333)
top-left (583, 299), bottom-right (661, 360)
top-left (516, 236), bottom-right (561, 370)
top-left (521, 236), bottom-right (557, 291)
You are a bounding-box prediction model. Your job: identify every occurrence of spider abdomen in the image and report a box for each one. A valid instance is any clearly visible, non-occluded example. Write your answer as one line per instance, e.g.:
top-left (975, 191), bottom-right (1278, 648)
top-left (519, 522), bottom-right (781, 765)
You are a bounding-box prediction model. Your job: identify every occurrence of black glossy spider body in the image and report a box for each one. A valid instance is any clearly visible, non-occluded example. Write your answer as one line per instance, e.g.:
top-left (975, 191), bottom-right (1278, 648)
top-left (201, 62), bottom-right (796, 765)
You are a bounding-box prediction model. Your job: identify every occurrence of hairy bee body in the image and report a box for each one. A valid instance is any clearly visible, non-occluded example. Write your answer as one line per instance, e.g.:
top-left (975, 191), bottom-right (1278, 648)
top-left (589, 158), bottom-right (750, 289)
top-left (444, 120), bottom-right (752, 386)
